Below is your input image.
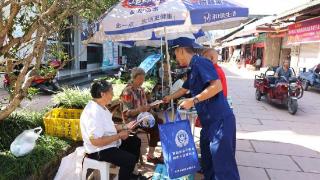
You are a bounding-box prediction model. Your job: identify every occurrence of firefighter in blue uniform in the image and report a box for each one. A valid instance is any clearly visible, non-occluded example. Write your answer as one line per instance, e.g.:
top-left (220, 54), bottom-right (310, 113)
top-left (163, 37), bottom-right (239, 180)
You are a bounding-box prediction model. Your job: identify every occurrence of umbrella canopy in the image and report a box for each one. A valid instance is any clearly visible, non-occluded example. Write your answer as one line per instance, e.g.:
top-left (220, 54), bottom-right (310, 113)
top-left (99, 0), bottom-right (248, 116)
top-left (102, 0), bottom-right (248, 41)
top-left (84, 25), bottom-right (206, 46)
top-left (134, 29), bottom-right (207, 47)
top-left (118, 41), bottom-right (135, 47)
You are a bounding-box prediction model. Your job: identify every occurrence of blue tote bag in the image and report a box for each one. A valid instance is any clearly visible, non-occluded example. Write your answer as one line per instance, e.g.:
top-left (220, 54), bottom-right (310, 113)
top-left (158, 111), bottom-right (200, 179)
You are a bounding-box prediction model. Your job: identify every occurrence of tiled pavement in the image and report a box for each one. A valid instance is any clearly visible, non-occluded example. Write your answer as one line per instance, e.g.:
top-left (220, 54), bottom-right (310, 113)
top-left (1, 63), bottom-right (320, 180)
top-left (0, 90), bottom-right (52, 112)
top-left (137, 64), bottom-right (320, 180)
top-left (221, 64), bottom-right (320, 180)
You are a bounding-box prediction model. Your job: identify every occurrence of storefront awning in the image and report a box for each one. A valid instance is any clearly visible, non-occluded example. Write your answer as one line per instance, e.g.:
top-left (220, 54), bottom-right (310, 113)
top-left (248, 33), bottom-right (266, 44)
top-left (223, 36), bottom-right (255, 47)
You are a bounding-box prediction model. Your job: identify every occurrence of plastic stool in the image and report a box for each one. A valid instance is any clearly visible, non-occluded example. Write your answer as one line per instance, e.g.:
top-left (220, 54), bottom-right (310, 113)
top-left (82, 157), bottom-right (119, 180)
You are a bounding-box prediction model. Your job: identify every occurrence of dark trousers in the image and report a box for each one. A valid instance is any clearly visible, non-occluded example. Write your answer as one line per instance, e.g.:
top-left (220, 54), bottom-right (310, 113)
top-left (87, 135), bottom-right (141, 180)
top-left (200, 114), bottom-right (239, 180)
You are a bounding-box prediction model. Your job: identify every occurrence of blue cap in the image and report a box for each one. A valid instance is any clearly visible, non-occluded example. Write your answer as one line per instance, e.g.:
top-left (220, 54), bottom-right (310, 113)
top-left (171, 37), bottom-right (203, 49)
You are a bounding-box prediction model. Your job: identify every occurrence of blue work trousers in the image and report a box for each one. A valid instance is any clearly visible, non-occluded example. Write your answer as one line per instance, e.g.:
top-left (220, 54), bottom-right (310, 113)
top-left (200, 114), bottom-right (239, 180)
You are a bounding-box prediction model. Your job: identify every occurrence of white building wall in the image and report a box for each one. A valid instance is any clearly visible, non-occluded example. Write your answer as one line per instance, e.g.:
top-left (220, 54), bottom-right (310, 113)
top-left (73, 16), bottom-right (85, 70)
top-left (298, 43), bottom-right (320, 70)
top-left (290, 46), bottom-right (300, 74)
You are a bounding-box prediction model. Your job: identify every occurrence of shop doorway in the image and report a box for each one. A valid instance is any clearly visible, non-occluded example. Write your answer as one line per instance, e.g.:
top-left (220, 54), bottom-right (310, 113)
top-left (280, 48), bottom-right (291, 66)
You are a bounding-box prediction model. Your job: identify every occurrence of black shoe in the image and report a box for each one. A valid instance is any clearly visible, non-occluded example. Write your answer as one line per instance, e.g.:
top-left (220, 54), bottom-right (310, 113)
top-left (147, 155), bottom-right (164, 164)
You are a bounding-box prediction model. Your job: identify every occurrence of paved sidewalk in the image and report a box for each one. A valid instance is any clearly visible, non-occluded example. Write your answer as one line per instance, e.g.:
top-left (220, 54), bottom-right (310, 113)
top-left (220, 63), bottom-right (320, 180)
top-left (0, 90), bottom-right (52, 111)
top-left (2, 63), bottom-right (320, 180)
top-left (139, 64), bottom-right (320, 179)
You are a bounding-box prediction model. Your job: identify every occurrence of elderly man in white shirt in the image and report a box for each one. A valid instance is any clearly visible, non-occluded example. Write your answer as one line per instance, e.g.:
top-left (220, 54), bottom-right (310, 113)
top-left (80, 79), bottom-right (145, 180)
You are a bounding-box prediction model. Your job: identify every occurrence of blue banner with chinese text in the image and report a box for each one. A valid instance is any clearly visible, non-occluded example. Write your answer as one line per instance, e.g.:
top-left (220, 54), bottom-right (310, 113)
top-left (139, 54), bottom-right (162, 73)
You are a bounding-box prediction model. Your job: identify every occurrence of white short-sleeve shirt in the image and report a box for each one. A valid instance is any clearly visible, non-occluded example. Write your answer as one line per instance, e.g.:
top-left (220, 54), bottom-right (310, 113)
top-left (172, 79), bottom-right (184, 93)
top-left (80, 100), bottom-right (121, 154)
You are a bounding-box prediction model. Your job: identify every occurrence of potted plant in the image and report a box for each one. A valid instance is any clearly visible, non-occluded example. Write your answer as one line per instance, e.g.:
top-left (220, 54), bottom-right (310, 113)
top-left (44, 88), bottom-right (92, 141)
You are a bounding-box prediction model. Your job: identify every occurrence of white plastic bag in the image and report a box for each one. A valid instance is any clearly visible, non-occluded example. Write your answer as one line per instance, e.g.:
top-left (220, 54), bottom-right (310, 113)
top-left (10, 127), bottom-right (42, 157)
top-left (54, 147), bottom-right (85, 180)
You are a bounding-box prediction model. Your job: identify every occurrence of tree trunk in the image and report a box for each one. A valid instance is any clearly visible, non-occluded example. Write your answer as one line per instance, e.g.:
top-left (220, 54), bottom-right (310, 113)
top-left (0, 69), bottom-right (35, 121)
top-left (0, 94), bottom-right (25, 121)
top-left (0, 30), bottom-right (45, 122)
top-left (0, 0), bottom-right (119, 122)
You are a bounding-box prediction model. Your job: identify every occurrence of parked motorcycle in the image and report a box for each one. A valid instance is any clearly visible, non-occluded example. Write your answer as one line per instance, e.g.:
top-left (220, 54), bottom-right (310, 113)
top-left (3, 61), bottom-right (63, 95)
top-left (298, 64), bottom-right (320, 91)
top-left (31, 76), bottom-right (62, 94)
top-left (254, 67), bottom-right (304, 115)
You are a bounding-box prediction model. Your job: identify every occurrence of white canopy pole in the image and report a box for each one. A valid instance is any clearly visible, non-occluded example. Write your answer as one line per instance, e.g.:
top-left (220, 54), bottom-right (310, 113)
top-left (160, 37), bottom-right (164, 97)
top-left (165, 27), bottom-right (174, 118)
top-left (209, 32), bottom-right (213, 48)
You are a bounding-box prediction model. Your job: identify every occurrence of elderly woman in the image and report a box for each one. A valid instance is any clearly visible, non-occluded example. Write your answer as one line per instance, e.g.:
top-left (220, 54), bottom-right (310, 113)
top-left (80, 79), bottom-right (144, 180)
top-left (121, 67), bottom-right (163, 164)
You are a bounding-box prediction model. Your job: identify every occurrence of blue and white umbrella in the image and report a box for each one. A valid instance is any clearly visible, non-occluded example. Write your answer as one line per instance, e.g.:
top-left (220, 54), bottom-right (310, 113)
top-left (101, 0), bottom-right (248, 41)
top-left (83, 24), bottom-right (206, 46)
top-left (134, 29), bottom-right (207, 47)
top-left (99, 0), bottom-right (248, 115)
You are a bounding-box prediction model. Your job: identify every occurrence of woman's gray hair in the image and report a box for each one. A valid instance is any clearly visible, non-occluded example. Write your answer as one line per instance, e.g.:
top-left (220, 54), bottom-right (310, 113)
top-left (131, 67), bottom-right (145, 80)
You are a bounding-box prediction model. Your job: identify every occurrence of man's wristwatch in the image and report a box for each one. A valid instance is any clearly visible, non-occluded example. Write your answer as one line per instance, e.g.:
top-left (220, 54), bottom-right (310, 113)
top-left (193, 97), bottom-right (200, 105)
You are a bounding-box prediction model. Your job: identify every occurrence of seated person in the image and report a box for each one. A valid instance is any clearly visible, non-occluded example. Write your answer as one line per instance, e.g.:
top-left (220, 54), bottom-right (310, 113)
top-left (255, 57), bottom-right (262, 70)
top-left (172, 73), bottom-right (191, 98)
top-left (121, 67), bottom-right (163, 164)
top-left (172, 73), bottom-right (187, 93)
top-left (80, 80), bottom-right (144, 180)
top-left (275, 59), bottom-right (293, 82)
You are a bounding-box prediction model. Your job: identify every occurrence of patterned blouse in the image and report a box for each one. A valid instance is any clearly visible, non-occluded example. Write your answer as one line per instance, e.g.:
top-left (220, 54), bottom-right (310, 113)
top-left (121, 84), bottom-right (148, 121)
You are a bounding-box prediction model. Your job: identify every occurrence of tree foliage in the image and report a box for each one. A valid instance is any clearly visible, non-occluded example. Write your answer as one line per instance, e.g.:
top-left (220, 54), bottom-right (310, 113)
top-left (0, 0), bottom-right (119, 121)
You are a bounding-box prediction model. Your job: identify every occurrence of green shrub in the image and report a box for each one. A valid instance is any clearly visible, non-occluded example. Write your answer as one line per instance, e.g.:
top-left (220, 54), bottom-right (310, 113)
top-left (0, 110), bottom-right (72, 180)
top-left (120, 71), bottom-right (130, 82)
top-left (112, 83), bottom-right (127, 100)
top-left (52, 87), bottom-right (92, 109)
top-left (96, 76), bottom-right (126, 84)
top-left (26, 87), bottom-right (40, 100)
top-left (142, 77), bottom-right (157, 93)
top-left (93, 75), bottom-right (157, 100)
top-left (0, 110), bottom-right (45, 151)
top-left (0, 136), bottom-right (71, 180)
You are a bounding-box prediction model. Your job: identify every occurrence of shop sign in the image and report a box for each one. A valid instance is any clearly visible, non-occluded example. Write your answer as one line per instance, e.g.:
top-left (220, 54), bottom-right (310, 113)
top-left (287, 17), bottom-right (320, 45)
